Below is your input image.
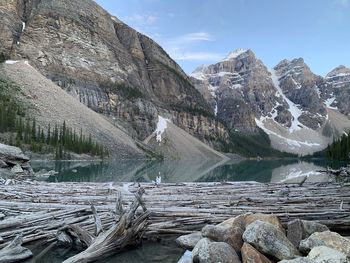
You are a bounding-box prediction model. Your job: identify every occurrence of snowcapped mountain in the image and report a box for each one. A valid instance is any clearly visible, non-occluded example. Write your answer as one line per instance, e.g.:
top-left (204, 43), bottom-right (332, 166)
top-left (191, 49), bottom-right (350, 155)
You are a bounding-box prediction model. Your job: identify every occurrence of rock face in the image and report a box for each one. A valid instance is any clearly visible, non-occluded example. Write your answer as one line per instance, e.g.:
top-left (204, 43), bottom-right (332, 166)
top-left (242, 220), bottom-right (299, 260)
top-left (0, 0), bottom-right (229, 152)
top-left (299, 231), bottom-right (350, 256)
top-left (324, 65), bottom-right (350, 115)
top-left (191, 49), bottom-right (350, 155)
top-left (192, 238), bottom-right (241, 263)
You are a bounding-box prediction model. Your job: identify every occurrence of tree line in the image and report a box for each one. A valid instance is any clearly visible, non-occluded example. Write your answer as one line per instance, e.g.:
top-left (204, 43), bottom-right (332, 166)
top-left (0, 79), bottom-right (108, 159)
top-left (313, 134), bottom-right (350, 160)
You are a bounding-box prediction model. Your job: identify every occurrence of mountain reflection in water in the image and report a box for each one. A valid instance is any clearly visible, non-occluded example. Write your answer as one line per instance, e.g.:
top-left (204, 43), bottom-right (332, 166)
top-left (31, 158), bottom-right (338, 183)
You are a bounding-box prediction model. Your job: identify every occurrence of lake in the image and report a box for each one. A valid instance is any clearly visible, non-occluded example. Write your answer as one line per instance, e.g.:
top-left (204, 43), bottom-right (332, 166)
top-left (31, 158), bottom-right (342, 184)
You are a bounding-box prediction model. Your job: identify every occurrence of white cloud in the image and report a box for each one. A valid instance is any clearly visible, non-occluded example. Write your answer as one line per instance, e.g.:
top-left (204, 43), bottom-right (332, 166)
top-left (125, 14), bottom-right (158, 25)
top-left (166, 32), bottom-right (212, 45)
top-left (172, 52), bottom-right (223, 61)
top-left (160, 32), bottom-right (222, 63)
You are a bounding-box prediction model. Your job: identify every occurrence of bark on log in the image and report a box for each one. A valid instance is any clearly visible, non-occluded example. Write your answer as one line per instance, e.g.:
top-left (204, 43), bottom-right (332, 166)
top-left (0, 235), bottom-right (32, 263)
top-left (62, 188), bottom-right (150, 263)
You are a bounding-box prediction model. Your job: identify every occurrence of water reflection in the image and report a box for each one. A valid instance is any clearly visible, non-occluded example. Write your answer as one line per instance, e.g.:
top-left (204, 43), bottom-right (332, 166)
top-left (30, 158), bottom-right (340, 183)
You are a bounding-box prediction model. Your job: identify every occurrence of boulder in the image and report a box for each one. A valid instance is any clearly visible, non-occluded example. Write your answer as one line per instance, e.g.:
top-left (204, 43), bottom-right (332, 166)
top-left (299, 231), bottom-right (350, 256)
top-left (192, 238), bottom-right (241, 263)
top-left (279, 258), bottom-right (316, 263)
top-left (0, 143), bottom-right (29, 162)
top-left (245, 213), bottom-right (285, 234)
top-left (177, 250), bottom-right (192, 263)
top-left (307, 246), bottom-right (347, 262)
top-left (11, 164), bottom-right (24, 174)
top-left (219, 213), bottom-right (248, 230)
top-left (176, 232), bottom-right (202, 250)
top-left (287, 219), bottom-right (328, 247)
top-left (0, 160), bottom-right (8, 168)
top-left (241, 242), bottom-right (273, 263)
top-left (243, 220), bottom-right (299, 260)
top-left (202, 224), bottom-right (243, 252)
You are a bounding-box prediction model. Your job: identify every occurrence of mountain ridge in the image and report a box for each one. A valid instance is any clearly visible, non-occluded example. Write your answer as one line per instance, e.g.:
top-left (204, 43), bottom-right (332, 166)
top-left (191, 49), bottom-right (350, 155)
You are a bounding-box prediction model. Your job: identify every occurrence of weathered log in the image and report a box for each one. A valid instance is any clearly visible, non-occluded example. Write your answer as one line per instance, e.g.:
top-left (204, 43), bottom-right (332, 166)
top-left (62, 188), bottom-right (150, 263)
top-left (0, 235), bottom-right (32, 263)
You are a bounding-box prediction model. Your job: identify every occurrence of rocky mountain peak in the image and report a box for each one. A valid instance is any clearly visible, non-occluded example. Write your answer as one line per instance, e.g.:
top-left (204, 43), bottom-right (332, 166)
top-left (326, 65), bottom-right (350, 81)
top-left (223, 48), bottom-right (251, 61)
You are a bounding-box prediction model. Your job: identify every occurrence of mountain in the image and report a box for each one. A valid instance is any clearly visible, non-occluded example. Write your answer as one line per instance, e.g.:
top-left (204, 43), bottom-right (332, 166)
top-left (1, 60), bottom-right (145, 159)
top-left (0, 0), bottom-right (232, 159)
top-left (324, 65), bottom-right (350, 115)
top-left (191, 49), bottom-right (350, 155)
top-left (0, 0), bottom-right (229, 153)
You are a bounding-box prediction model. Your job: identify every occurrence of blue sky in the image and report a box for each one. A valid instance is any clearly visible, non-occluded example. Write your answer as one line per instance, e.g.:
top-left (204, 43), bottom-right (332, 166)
top-left (96, 0), bottom-right (350, 76)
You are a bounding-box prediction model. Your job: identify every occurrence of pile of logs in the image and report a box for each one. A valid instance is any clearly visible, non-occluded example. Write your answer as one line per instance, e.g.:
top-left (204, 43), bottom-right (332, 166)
top-left (319, 166), bottom-right (350, 183)
top-left (0, 181), bottom-right (349, 261)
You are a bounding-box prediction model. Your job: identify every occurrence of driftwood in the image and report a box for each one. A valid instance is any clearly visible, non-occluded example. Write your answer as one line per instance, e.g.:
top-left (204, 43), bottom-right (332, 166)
top-left (62, 188), bottom-right (150, 263)
top-left (0, 181), bottom-right (350, 259)
top-left (0, 235), bottom-right (32, 263)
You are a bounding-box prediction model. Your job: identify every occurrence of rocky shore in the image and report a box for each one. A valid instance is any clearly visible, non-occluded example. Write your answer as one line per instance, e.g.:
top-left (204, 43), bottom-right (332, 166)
top-left (176, 213), bottom-right (349, 263)
top-left (0, 143), bottom-right (34, 179)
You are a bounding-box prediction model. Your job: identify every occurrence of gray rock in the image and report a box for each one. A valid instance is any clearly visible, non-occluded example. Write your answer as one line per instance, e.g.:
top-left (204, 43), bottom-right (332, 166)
top-left (202, 224), bottom-right (243, 252)
top-left (177, 250), bottom-right (192, 263)
top-left (192, 238), bottom-right (241, 263)
top-left (0, 143), bottom-right (29, 162)
top-left (0, 160), bottom-right (8, 168)
top-left (243, 220), bottom-right (299, 260)
top-left (176, 232), bottom-right (202, 250)
top-left (287, 219), bottom-right (329, 248)
top-left (279, 258), bottom-right (316, 263)
top-left (307, 246), bottom-right (348, 263)
top-left (11, 164), bottom-right (24, 174)
top-left (299, 231), bottom-right (350, 256)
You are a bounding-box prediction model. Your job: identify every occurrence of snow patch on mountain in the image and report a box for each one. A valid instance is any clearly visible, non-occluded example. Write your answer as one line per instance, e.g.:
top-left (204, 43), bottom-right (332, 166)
top-left (325, 96), bottom-right (338, 110)
top-left (223, 48), bottom-right (247, 61)
top-left (154, 116), bottom-right (170, 143)
top-left (270, 69), bottom-right (304, 132)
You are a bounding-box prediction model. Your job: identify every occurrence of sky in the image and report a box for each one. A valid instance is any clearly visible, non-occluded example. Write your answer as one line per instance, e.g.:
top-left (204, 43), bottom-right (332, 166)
top-left (96, 0), bottom-right (350, 76)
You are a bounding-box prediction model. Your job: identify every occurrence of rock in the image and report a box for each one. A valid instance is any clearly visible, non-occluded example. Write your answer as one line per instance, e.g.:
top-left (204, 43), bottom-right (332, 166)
top-left (299, 231), bottom-right (350, 256)
top-left (0, 168), bottom-right (14, 178)
top-left (202, 224), bottom-right (243, 252)
top-left (176, 232), bottom-right (202, 250)
top-left (192, 238), bottom-right (241, 263)
top-left (279, 258), bottom-right (316, 263)
top-left (245, 213), bottom-right (285, 234)
top-left (307, 246), bottom-right (348, 262)
top-left (0, 160), bottom-right (8, 168)
top-left (11, 164), bottom-right (24, 174)
top-left (177, 250), bottom-right (192, 263)
top-left (241, 242), bottom-right (273, 263)
top-left (0, 143), bottom-right (29, 162)
top-left (219, 213), bottom-right (249, 230)
top-left (287, 219), bottom-right (329, 248)
top-left (243, 220), bottom-right (299, 260)
top-left (301, 220), bottom-right (329, 236)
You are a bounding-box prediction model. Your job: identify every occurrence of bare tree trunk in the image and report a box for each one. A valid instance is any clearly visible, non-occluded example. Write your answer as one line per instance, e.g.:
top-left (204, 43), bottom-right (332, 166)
top-left (62, 187), bottom-right (150, 263)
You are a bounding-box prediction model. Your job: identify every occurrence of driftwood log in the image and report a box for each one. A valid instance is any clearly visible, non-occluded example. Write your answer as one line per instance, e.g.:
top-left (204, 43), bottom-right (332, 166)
top-left (0, 235), bottom-right (32, 263)
top-left (62, 188), bottom-right (150, 263)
